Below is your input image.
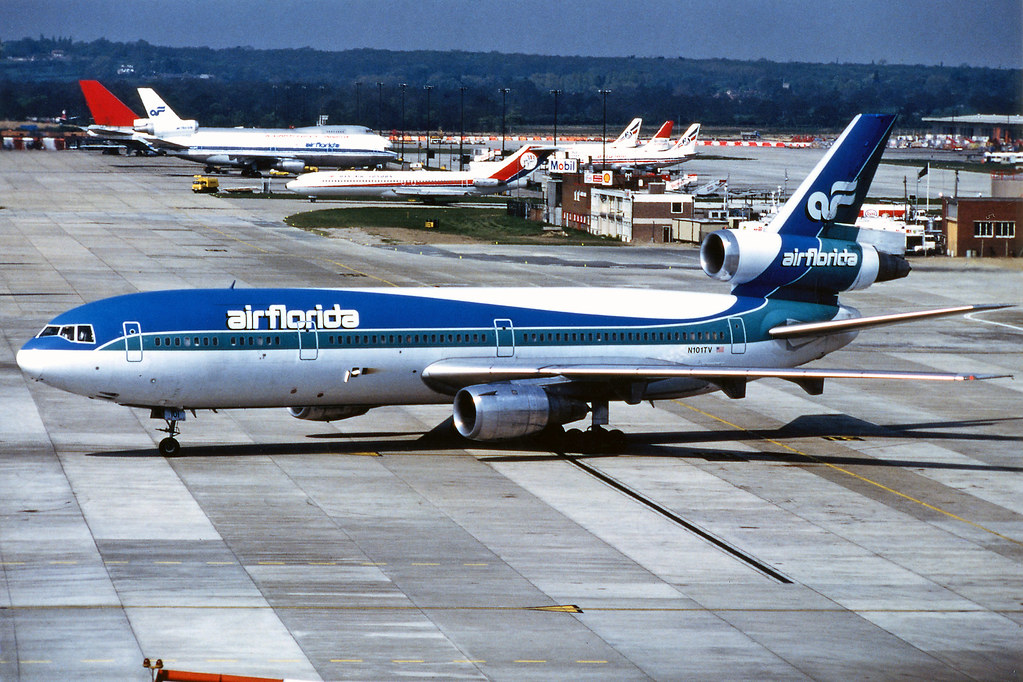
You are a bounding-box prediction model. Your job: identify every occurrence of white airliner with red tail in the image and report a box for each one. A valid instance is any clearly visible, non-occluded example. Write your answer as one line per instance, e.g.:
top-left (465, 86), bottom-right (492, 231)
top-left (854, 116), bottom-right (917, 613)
top-left (286, 145), bottom-right (554, 200)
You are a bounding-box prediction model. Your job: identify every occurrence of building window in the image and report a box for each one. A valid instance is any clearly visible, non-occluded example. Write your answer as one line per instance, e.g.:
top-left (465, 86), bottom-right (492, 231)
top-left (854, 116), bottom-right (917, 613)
top-left (975, 221), bottom-right (1016, 238)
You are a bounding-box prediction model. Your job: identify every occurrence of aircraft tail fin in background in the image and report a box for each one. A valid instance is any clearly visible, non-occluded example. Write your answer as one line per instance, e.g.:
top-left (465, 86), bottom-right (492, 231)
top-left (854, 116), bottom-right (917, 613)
top-left (610, 118), bottom-right (643, 148)
top-left (649, 120), bottom-right (673, 141)
top-left (640, 121), bottom-right (674, 151)
top-left (669, 123), bottom-right (700, 153)
top-left (485, 145), bottom-right (556, 184)
top-left (766, 113), bottom-right (897, 238)
top-left (135, 88), bottom-right (198, 136)
top-left (137, 88), bottom-right (182, 123)
top-left (79, 80), bottom-right (138, 127)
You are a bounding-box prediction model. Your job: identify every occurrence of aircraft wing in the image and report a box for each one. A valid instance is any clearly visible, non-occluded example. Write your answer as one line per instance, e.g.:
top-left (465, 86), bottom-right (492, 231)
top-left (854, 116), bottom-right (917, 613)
top-left (141, 136), bottom-right (190, 150)
top-left (392, 187), bottom-right (474, 197)
top-left (422, 358), bottom-right (1008, 400)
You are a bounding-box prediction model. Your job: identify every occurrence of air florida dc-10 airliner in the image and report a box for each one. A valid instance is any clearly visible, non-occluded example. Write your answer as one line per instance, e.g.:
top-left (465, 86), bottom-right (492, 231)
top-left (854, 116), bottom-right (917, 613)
top-left (17, 114), bottom-right (1009, 455)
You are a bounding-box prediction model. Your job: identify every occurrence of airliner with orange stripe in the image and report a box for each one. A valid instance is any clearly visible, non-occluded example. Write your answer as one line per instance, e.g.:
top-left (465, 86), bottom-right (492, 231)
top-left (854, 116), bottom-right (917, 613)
top-left (286, 144), bottom-right (554, 199)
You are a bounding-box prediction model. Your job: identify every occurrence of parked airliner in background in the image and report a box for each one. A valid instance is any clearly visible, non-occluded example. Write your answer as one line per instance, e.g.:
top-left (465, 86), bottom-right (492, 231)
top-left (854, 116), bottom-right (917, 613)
top-left (555, 118), bottom-right (672, 160)
top-left (559, 122), bottom-right (700, 171)
top-left (133, 88), bottom-right (396, 175)
top-left (77, 80), bottom-right (159, 155)
top-left (286, 144), bottom-right (554, 200)
top-left (18, 114), bottom-right (1009, 456)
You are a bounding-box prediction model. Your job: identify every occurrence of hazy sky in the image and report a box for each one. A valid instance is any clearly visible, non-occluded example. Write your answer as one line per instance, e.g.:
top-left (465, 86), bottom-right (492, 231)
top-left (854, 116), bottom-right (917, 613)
top-left (5, 0), bottom-right (1022, 68)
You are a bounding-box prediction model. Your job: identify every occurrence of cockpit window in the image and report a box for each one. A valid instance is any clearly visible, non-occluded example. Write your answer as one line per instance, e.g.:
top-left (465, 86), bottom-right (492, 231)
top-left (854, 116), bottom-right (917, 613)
top-left (36, 324), bottom-right (95, 344)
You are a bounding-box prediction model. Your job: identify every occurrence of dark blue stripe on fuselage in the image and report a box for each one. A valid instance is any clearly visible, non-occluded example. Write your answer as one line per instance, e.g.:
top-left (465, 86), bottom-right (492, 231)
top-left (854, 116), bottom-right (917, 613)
top-left (25, 288), bottom-right (838, 353)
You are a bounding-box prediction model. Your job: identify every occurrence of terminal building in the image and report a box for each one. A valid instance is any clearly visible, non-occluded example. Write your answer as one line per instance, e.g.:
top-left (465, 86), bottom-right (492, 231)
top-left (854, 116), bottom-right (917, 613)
top-left (922, 114), bottom-right (1023, 146)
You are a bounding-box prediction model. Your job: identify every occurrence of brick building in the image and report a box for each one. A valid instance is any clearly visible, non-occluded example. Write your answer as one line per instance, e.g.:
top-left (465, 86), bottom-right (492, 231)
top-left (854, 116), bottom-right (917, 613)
top-left (942, 197), bottom-right (1023, 257)
top-left (551, 172), bottom-right (694, 242)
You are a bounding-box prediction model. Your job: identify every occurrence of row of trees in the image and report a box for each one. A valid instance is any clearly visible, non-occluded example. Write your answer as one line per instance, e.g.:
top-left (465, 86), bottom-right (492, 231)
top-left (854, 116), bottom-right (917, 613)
top-left (2, 37), bottom-right (1019, 132)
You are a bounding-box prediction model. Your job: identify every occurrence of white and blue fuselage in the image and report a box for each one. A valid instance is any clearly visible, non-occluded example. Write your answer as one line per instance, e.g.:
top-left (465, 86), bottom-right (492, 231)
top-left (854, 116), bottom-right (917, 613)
top-left (16, 287), bottom-right (852, 411)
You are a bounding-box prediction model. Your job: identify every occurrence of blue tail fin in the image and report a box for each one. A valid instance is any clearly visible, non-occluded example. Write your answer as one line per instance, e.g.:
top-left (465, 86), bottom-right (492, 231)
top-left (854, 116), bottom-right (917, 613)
top-left (700, 114), bottom-right (908, 305)
top-left (766, 114), bottom-right (897, 238)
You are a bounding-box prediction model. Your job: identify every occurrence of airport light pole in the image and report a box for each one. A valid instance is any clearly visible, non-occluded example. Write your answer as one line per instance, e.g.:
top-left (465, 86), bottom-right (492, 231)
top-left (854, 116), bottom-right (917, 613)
top-left (550, 89), bottom-right (562, 146)
top-left (424, 85), bottom-right (433, 167)
top-left (499, 87), bottom-right (510, 155)
top-left (459, 85), bottom-right (467, 170)
top-left (376, 82), bottom-right (384, 135)
top-left (399, 83), bottom-right (407, 165)
top-left (599, 88), bottom-right (611, 171)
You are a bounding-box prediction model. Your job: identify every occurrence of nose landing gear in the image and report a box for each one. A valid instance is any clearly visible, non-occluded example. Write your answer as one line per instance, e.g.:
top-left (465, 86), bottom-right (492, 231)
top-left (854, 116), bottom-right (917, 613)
top-left (151, 408), bottom-right (186, 456)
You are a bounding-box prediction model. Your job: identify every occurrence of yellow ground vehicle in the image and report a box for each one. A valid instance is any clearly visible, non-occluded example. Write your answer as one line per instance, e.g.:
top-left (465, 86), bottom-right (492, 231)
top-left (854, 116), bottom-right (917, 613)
top-left (191, 175), bottom-right (219, 193)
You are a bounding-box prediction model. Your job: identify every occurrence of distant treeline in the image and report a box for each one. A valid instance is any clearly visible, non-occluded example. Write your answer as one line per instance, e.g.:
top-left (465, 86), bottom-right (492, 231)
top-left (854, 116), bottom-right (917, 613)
top-left (2, 36), bottom-right (1019, 132)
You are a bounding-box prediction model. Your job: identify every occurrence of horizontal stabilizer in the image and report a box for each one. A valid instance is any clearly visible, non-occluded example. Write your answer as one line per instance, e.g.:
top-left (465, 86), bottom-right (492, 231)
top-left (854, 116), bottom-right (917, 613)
top-left (769, 303), bottom-right (1013, 339)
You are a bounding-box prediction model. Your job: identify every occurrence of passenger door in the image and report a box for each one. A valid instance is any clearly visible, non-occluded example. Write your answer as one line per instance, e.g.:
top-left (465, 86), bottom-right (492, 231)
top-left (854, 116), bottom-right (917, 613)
top-left (494, 319), bottom-right (514, 357)
top-left (123, 321), bottom-right (142, 362)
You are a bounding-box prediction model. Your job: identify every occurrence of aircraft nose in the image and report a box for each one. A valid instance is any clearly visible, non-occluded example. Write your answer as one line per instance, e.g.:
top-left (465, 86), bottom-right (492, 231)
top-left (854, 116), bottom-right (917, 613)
top-left (16, 347), bottom-right (45, 382)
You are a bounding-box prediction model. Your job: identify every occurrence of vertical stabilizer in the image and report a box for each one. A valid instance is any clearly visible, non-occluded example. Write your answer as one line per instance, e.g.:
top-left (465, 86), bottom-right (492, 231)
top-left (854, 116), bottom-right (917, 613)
top-left (641, 121), bottom-right (674, 150)
top-left (137, 88), bottom-right (182, 123)
top-left (766, 114), bottom-right (897, 238)
top-left (79, 80), bottom-right (138, 127)
top-left (486, 146), bottom-right (555, 183)
top-left (610, 118), bottom-right (643, 148)
top-left (670, 123), bottom-right (701, 153)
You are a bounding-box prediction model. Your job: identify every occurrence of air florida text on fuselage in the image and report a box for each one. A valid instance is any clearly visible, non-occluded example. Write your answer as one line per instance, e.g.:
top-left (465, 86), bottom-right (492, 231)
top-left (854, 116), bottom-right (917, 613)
top-left (226, 304), bottom-right (359, 331)
top-left (781, 248), bottom-right (860, 268)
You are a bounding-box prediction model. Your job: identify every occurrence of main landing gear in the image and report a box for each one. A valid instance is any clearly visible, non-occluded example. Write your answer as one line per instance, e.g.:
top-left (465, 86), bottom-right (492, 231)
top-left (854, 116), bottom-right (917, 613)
top-left (548, 400), bottom-right (627, 454)
top-left (152, 408), bottom-right (186, 456)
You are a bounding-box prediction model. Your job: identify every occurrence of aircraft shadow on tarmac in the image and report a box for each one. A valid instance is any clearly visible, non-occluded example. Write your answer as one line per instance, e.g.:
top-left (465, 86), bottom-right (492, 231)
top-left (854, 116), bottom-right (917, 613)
top-left (88, 414), bottom-right (1023, 473)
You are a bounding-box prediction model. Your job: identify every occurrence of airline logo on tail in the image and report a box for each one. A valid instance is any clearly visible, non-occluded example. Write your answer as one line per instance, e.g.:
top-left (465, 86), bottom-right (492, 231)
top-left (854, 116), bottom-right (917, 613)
top-left (488, 146), bottom-right (553, 183)
top-left (806, 181), bottom-right (858, 222)
top-left (519, 151), bottom-right (539, 171)
top-left (148, 106), bottom-right (167, 117)
top-left (766, 114), bottom-right (897, 238)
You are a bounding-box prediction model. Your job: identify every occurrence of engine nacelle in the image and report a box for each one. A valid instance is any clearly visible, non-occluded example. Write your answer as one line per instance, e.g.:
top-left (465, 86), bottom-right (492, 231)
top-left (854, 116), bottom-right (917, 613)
top-left (133, 118), bottom-right (198, 136)
top-left (273, 159), bottom-right (308, 174)
top-left (452, 384), bottom-right (588, 441)
top-left (700, 228), bottom-right (908, 294)
top-left (472, 178), bottom-right (501, 188)
top-left (288, 405), bottom-right (372, 422)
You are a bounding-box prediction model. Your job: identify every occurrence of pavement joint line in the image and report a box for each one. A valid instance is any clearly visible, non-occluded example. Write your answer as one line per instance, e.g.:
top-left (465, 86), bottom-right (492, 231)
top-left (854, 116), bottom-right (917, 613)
top-left (3, 604), bottom-right (1015, 613)
top-left (560, 453), bottom-right (792, 584)
top-left (677, 400), bottom-right (1023, 547)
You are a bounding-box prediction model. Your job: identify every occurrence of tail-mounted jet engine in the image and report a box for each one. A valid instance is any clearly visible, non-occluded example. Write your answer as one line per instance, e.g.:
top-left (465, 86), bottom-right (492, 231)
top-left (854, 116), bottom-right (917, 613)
top-left (453, 383), bottom-right (588, 441)
top-left (133, 118), bottom-right (198, 136)
top-left (700, 229), bottom-right (909, 294)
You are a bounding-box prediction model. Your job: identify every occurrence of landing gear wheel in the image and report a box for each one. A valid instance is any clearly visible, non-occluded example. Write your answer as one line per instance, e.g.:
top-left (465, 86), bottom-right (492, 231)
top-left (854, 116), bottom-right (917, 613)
top-left (158, 437), bottom-right (180, 456)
